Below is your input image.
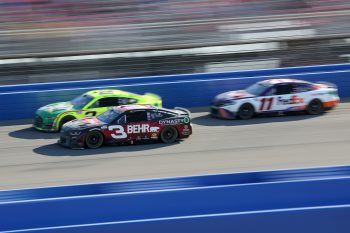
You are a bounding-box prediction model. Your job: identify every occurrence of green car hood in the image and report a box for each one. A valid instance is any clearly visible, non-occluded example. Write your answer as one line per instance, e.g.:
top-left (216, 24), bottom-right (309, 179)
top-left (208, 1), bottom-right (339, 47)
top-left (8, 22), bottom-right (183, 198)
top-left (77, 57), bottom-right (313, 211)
top-left (36, 102), bottom-right (75, 118)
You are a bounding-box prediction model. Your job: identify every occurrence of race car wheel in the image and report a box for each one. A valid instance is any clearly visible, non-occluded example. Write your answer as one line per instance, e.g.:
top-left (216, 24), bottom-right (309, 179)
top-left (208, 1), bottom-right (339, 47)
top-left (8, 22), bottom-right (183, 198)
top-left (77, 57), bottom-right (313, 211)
top-left (59, 116), bottom-right (75, 130)
top-left (85, 131), bottom-right (104, 149)
top-left (237, 103), bottom-right (255, 120)
top-left (307, 99), bottom-right (324, 115)
top-left (160, 126), bottom-right (178, 143)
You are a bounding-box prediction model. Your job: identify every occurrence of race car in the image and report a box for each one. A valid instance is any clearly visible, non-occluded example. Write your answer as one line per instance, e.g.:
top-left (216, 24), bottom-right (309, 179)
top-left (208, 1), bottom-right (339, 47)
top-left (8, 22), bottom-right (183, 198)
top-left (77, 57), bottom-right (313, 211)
top-left (34, 89), bottom-right (162, 132)
top-left (58, 104), bottom-right (192, 149)
top-left (211, 79), bottom-right (339, 119)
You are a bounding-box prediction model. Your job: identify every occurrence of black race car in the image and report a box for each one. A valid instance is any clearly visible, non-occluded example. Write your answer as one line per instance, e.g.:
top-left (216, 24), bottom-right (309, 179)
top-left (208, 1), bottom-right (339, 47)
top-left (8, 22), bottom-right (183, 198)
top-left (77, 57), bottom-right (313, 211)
top-left (58, 104), bottom-right (192, 149)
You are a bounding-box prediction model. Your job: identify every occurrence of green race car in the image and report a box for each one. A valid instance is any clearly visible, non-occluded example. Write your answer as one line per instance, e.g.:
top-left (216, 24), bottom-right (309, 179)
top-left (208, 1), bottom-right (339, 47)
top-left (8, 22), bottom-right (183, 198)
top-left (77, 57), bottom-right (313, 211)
top-left (34, 89), bottom-right (162, 132)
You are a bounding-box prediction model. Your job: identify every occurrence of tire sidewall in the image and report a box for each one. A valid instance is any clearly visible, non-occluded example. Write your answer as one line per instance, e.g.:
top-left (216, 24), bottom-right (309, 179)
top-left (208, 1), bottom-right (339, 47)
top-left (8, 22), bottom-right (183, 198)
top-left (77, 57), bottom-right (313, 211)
top-left (85, 131), bottom-right (104, 149)
top-left (160, 126), bottom-right (178, 143)
top-left (238, 103), bottom-right (254, 120)
top-left (307, 99), bottom-right (323, 115)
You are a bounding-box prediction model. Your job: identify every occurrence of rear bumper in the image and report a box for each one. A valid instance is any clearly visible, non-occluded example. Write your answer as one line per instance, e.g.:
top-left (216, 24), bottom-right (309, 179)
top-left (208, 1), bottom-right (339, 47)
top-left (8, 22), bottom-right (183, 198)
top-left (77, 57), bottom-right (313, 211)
top-left (210, 106), bottom-right (236, 119)
top-left (323, 98), bottom-right (340, 108)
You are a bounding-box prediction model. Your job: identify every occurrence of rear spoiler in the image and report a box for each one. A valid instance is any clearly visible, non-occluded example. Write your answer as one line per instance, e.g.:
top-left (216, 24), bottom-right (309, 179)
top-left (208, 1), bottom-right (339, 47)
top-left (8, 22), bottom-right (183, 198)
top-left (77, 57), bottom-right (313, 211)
top-left (316, 81), bottom-right (337, 89)
top-left (174, 107), bottom-right (191, 116)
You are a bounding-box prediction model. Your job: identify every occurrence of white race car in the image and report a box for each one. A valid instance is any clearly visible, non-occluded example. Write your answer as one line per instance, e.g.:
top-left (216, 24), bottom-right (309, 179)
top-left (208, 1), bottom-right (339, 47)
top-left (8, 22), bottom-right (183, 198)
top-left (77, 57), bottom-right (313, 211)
top-left (211, 79), bottom-right (339, 119)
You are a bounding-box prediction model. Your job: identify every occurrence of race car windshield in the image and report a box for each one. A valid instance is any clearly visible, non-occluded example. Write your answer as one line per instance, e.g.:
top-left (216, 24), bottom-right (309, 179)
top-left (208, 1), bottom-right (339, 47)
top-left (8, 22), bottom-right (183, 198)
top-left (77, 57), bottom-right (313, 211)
top-left (245, 82), bottom-right (272, 96)
top-left (70, 94), bottom-right (94, 109)
top-left (97, 108), bottom-right (122, 124)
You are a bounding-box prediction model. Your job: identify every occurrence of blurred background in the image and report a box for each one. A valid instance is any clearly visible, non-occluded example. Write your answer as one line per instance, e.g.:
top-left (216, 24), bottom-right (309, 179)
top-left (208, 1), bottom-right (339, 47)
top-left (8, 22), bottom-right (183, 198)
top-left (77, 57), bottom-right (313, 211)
top-left (1, 0), bottom-right (350, 85)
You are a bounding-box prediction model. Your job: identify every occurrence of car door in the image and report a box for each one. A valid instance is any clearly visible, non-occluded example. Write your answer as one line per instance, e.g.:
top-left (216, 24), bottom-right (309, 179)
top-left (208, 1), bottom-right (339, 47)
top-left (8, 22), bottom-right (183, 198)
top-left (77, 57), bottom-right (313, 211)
top-left (84, 97), bottom-right (120, 117)
top-left (257, 83), bottom-right (298, 112)
top-left (105, 113), bottom-right (128, 144)
top-left (124, 110), bottom-right (150, 141)
top-left (273, 83), bottom-right (306, 112)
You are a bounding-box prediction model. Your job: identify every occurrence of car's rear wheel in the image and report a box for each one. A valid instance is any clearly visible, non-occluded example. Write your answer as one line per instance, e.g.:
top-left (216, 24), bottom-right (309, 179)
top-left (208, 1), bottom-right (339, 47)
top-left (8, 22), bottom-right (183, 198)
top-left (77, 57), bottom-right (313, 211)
top-left (85, 131), bottom-right (104, 149)
top-left (307, 99), bottom-right (324, 115)
top-left (160, 126), bottom-right (178, 143)
top-left (237, 103), bottom-right (255, 120)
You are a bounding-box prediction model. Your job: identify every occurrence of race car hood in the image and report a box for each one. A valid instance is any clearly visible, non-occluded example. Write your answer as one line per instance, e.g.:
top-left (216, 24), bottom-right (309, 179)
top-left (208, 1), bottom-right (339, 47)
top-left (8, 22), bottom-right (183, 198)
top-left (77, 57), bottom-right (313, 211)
top-left (36, 102), bottom-right (75, 118)
top-left (63, 117), bottom-right (104, 130)
top-left (213, 90), bottom-right (255, 104)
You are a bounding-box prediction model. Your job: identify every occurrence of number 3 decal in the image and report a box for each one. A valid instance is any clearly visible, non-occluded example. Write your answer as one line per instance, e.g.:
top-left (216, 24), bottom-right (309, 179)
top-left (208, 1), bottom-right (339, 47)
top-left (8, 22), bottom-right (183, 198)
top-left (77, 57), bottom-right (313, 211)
top-left (108, 125), bottom-right (127, 139)
top-left (260, 97), bottom-right (273, 111)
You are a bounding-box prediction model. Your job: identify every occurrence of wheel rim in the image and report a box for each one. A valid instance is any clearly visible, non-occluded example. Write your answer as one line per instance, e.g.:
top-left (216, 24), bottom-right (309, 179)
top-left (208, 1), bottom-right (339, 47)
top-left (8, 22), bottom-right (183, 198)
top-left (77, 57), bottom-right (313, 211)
top-left (310, 102), bottom-right (321, 114)
top-left (163, 129), bottom-right (174, 140)
top-left (87, 132), bottom-right (102, 148)
top-left (240, 106), bottom-right (252, 118)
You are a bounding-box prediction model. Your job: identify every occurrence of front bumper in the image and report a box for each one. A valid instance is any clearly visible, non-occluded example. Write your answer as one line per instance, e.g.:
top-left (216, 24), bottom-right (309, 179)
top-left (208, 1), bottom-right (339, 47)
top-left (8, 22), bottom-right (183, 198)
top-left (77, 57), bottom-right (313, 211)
top-left (58, 133), bottom-right (85, 149)
top-left (210, 106), bottom-right (236, 119)
top-left (33, 115), bottom-right (58, 132)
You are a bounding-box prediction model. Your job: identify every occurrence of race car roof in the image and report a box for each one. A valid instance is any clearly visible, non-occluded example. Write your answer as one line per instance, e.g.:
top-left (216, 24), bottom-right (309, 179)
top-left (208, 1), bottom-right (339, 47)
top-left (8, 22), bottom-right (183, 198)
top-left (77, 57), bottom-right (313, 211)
top-left (84, 89), bottom-right (138, 98)
top-left (112, 105), bottom-right (185, 115)
top-left (113, 104), bottom-right (156, 112)
top-left (261, 79), bottom-right (311, 85)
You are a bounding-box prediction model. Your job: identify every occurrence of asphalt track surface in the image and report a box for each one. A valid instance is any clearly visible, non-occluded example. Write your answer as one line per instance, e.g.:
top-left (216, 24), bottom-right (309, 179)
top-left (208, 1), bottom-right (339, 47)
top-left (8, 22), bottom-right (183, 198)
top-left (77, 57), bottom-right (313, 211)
top-left (0, 103), bottom-right (349, 191)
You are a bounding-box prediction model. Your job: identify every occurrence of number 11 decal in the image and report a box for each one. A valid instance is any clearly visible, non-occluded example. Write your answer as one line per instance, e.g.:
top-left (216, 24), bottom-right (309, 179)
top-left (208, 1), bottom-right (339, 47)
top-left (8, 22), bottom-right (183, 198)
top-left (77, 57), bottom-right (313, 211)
top-left (260, 97), bottom-right (273, 111)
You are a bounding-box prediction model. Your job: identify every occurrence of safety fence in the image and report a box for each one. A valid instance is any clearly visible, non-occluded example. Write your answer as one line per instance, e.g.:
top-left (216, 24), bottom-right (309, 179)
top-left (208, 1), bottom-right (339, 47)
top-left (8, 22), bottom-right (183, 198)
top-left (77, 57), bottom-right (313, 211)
top-left (1, 165), bottom-right (350, 232)
top-left (0, 63), bottom-right (349, 121)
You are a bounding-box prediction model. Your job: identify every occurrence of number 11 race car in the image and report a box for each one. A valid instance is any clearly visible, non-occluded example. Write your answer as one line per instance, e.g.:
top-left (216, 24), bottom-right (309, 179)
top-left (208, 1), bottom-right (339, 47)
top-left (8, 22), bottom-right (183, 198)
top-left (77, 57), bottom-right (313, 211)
top-left (211, 79), bottom-right (339, 119)
top-left (59, 105), bottom-right (192, 149)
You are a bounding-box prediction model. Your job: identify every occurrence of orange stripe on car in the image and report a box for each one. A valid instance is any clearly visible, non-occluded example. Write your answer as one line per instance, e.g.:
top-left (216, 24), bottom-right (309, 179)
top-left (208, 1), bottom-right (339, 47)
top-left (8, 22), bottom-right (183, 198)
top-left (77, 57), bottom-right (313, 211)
top-left (323, 100), bottom-right (338, 108)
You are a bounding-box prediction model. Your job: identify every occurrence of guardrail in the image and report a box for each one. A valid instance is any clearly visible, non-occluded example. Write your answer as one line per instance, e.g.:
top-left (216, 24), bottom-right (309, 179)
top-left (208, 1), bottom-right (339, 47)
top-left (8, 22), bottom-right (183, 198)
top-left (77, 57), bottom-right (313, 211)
top-left (1, 165), bottom-right (350, 232)
top-left (0, 63), bottom-right (349, 121)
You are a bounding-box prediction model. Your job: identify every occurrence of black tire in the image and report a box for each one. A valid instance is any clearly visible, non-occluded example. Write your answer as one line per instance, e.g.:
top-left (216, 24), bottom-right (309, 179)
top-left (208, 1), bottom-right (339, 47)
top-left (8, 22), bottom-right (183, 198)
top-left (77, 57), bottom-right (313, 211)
top-left (160, 126), bottom-right (178, 143)
top-left (307, 99), bottom-right (324, 115)
top-left (85, 131), bottom-right (104, 149)
top-left (59, 116), bottom-right (75, 130)
top-left (237, 103), bottom-right (255, 120)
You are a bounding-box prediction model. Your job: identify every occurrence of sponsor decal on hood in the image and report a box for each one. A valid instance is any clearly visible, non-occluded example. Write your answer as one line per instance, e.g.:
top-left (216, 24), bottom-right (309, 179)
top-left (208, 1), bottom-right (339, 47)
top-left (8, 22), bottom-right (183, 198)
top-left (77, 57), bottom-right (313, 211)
top-left (214, 90), bottom-right (255, 103)
top-left (65, 117), bottom-right (103, 129)
top-left (39, 102), bottom-right (74, 114)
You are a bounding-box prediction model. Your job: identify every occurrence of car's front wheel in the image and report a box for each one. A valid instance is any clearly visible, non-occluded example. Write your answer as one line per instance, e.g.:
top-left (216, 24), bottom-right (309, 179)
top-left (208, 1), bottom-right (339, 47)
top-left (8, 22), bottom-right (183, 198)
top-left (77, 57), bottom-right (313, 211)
top-left (85, 131), bottom-right (104, 149)
top-left (237, 103), bottom-right (255, 120)
top-left (307, 99), bottom-right (324, 115)
top-left (160, 126), bottom-right (178, 143)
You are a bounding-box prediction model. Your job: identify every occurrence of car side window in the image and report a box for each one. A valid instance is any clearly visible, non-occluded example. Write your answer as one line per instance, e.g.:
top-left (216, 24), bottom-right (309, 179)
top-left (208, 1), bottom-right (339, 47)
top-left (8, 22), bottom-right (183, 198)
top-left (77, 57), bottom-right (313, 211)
top-left (118, 98), bottom-right (138, 105)
top-left (90, 97), bottom-right (120, 108)
top-left (265, 87), bottom-right (276, 96)
top-left (275, 84), bottom-right (294, 95)
top-left (292, 83), bottom-right (312, 93)
top-left (126, 111), bottom-right (148, 123)
top-left (149, 110), bottom-right (175, 120)
top-left (112, 114), bottom-right (126, 125)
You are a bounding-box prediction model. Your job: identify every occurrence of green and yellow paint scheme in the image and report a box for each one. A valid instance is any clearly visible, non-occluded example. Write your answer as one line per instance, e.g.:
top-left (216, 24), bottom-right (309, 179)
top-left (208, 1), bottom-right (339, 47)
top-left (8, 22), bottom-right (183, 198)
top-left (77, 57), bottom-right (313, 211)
top-left (33, 89), bottom-right (162, 132)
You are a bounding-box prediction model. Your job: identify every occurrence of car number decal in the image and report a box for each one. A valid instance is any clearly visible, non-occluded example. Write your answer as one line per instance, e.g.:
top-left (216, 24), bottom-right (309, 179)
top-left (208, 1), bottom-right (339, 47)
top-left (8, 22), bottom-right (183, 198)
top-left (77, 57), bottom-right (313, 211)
top-left (108, 125), bottom-right (127, 139)
top-left (260, 97), bottom-right (273, 111)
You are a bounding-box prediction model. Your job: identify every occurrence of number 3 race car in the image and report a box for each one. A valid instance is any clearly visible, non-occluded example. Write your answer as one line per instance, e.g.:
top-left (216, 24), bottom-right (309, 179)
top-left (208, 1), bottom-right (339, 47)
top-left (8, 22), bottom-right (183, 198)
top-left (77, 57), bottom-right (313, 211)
top-left (211, 79), bottom-right (339, 119)
top-left (34, 89), bottom-right (162, 132)
top-left (59, 105), bottom-right (192, 149)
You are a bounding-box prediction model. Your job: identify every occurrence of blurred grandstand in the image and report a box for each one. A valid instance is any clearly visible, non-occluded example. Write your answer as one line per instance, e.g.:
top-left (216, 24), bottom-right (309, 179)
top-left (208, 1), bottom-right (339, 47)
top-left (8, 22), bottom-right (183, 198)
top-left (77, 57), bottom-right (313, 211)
top-left (0, 0), bottom-right (350, 84)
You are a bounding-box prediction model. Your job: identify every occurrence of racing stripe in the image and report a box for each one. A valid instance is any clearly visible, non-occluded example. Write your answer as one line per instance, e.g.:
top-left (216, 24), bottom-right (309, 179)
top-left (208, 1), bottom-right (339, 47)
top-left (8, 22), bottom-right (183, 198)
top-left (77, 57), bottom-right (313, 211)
top-left (323, 100), bottom-right (339, 108)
